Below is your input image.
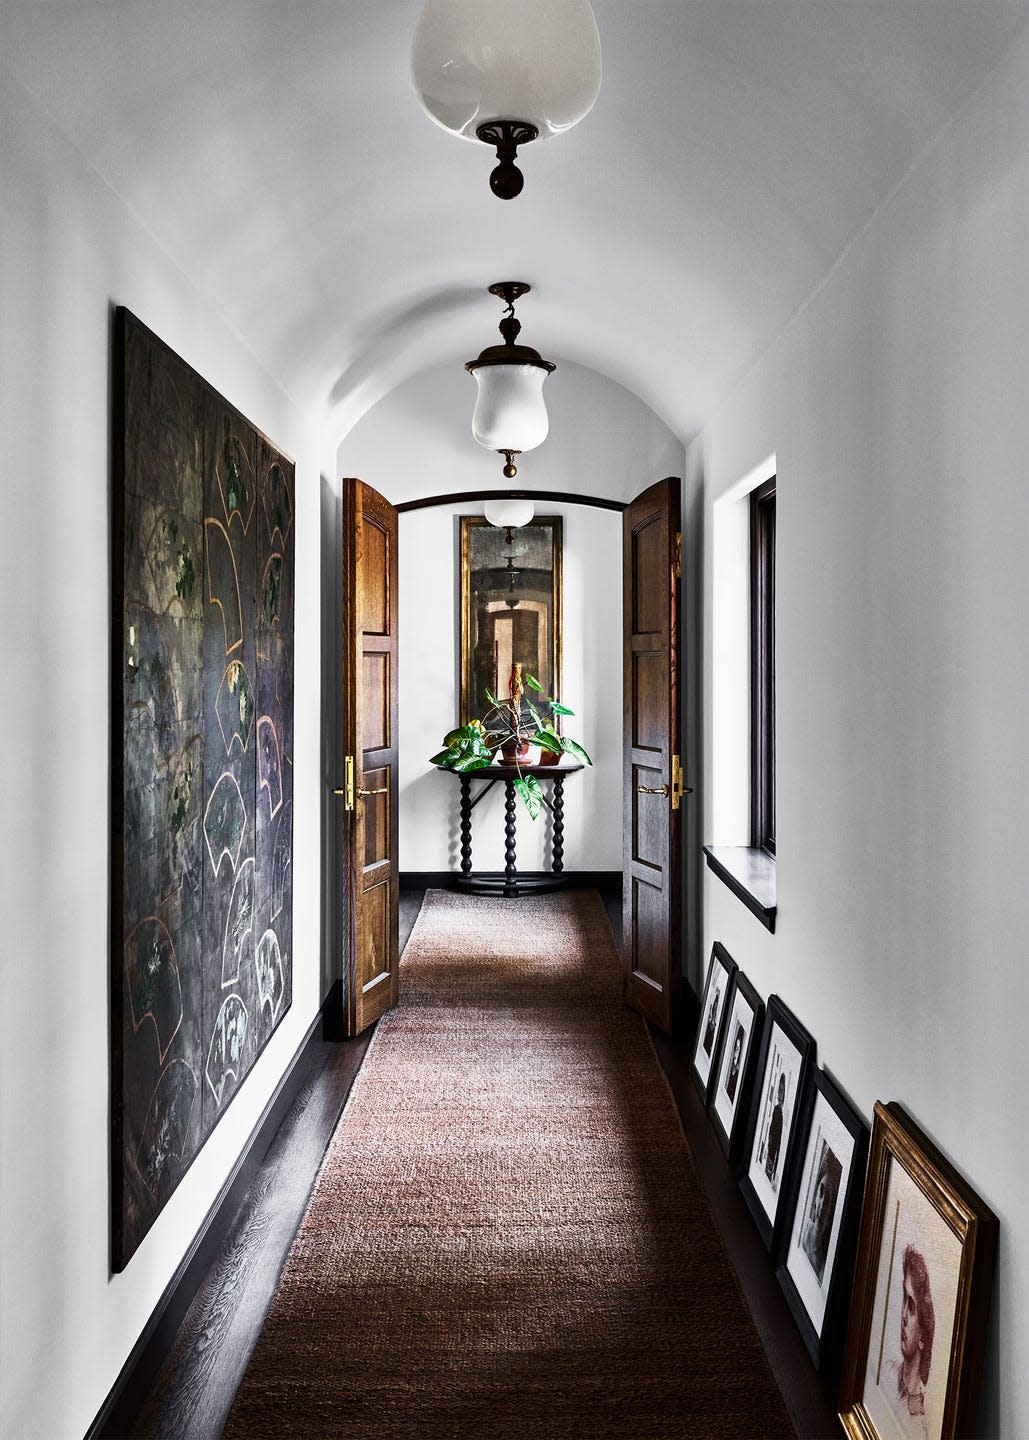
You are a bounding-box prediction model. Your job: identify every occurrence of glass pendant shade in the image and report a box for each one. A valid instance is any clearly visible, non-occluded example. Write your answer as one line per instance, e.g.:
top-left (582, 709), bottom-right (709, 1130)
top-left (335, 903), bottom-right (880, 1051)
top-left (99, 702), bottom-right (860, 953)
top-left (411, 0), bottom-right (602, 141)
top-left (470, 363), bottom-right (550, 454)
top-left (484, 498), bottom-right (534, 528)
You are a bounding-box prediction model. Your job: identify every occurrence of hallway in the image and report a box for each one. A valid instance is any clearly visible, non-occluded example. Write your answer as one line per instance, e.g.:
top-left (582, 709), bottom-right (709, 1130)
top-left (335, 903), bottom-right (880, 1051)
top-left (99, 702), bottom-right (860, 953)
top-left (117, 890), bottom-right (836, 1439)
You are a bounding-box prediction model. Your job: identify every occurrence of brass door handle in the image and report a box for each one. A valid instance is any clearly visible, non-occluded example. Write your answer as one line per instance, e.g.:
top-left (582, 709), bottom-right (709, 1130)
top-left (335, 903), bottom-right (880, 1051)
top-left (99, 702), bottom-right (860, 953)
top-left (636, 784), bottom-right (670, 796)
top-left (357, 786), bottom-right (388, 797)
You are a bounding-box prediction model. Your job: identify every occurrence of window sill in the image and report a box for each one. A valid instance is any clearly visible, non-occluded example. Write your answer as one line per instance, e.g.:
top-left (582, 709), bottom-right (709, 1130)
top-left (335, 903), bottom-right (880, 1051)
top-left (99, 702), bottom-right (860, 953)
top-left (703, 846), bottom-right (776, 932)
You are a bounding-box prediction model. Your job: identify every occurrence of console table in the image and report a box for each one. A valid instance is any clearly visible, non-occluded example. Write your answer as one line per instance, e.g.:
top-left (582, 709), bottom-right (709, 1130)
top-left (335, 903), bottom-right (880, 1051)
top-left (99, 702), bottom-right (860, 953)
top-left (440, 762), bottom-right (584, 897)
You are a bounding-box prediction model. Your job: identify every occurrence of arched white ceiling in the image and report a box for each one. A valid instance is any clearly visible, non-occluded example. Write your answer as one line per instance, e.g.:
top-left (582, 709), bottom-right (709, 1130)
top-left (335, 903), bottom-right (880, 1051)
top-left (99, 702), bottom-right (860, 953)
top-left (3, 0), bottom-right (1025, 445)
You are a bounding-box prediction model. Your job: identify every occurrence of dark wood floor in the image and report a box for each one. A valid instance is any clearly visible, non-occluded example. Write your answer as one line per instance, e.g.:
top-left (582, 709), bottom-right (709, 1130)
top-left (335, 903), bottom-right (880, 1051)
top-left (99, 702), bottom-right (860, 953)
top-left (119, 889), bottom-right (840, 1439)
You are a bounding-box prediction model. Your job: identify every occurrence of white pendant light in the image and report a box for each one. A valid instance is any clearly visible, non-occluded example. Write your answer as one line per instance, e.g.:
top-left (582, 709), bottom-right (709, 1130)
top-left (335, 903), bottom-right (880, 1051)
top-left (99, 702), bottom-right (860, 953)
top-left (484, 498), bottom-right (534, 528)
top-left (466, 282), bottom-right (555, 479)
top-left (411, 0), bottom-right (602, 198)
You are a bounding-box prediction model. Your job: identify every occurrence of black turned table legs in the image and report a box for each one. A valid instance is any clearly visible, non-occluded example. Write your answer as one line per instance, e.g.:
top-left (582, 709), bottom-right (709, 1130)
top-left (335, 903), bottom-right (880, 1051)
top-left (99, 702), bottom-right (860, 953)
top-left (459, 774), bottom-right (472, 880)
top-left (439, 762), bottom-right (584, 895)
top-left (504, 779), bottom-right (518, 894)
top-left (552, 774), bottom-right (565, 875)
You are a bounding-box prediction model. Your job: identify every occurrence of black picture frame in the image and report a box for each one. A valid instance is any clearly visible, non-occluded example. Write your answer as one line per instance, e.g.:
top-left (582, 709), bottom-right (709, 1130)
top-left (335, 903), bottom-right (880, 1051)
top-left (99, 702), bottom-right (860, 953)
top-left (689, 942), bottom-right (736, 1103)
top-left (739, 994), bottom-right (815, 1251)
top-left (707, 968), bottom-right (764, 1172)
top-left (775, 1068), bottom-right (869, 1376)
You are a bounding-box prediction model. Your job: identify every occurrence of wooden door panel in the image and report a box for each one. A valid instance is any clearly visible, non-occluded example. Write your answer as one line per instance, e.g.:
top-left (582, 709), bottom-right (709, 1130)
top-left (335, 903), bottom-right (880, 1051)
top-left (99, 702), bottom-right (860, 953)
top-left (357, 877), bottom-right (391, 991)
top-left (631, 768), bottom-right (667, 870)
top-left (361, 766), bottom-right (390, 873)
top-left (631, 517), bottom-right (664, 635)
top-left (631, 651), bottom-right (665, 751)
top-left (343, 478), bottom-right (399, 1035)
top-left (630, 878), bottom-right (667, 989)
top-left (361, 651), bottom-right (390, 751)
top-left (359, 515), bottom-right (390, 635)
top-left (623, 477), bottom-right (683, 1035)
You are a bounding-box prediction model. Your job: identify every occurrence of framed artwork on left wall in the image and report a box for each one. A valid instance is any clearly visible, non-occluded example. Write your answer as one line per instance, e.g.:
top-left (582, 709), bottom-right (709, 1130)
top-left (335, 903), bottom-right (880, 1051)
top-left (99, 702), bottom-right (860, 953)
top-left (112, 308), bottom-right (295, 1269)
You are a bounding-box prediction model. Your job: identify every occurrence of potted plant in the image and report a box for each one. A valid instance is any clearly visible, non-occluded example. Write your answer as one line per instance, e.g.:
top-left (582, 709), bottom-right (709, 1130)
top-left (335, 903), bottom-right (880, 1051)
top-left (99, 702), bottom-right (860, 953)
top-left (430, 666), bottom-right (592, 820)
top-left (520, 673), bottom-right (592, 768)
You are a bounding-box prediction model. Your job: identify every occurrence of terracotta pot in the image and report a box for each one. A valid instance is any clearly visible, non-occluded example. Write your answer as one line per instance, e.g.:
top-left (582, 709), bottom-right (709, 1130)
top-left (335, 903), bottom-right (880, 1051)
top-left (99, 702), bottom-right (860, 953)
top-left (499, 737), bottom-right (530, 764)
top-left (536, 746), bottom-right (563, 765)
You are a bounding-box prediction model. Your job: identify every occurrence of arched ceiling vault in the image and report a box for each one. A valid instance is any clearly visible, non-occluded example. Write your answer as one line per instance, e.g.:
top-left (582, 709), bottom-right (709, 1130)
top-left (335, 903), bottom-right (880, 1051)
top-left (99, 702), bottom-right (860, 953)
top-left (3, 0), bottom-right (1026, 447)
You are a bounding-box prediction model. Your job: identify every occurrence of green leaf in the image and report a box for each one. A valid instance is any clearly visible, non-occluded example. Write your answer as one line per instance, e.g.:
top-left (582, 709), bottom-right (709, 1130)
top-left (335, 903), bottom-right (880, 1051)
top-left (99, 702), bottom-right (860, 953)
top-left (531, 730), bottom-right (562, 753)
top-left (484, 688), bottom-right (497, 707)
top-left (429, 747), bottom-right (459, 767)
top-left (513, 775), bottom-right (544, 819)
top-left (453, 754), bottom-right (493, 772)
top-left (524, 673), bottom-right (543, 692)
top-left (560, 738), bottom-right (593, 766)
top-left (550, 701), bottom-right (575, 717)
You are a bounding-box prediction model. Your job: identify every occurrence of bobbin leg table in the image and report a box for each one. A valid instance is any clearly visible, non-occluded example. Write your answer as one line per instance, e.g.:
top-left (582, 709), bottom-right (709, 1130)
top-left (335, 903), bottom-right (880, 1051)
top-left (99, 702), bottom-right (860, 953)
top-left (440, 762), bottom-right (585, 897)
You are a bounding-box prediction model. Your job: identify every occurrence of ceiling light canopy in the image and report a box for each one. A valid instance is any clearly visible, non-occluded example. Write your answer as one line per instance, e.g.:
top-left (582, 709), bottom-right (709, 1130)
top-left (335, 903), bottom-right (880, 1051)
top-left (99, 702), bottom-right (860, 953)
top-left (466, 282), bottom-right (555, 479)
top-left (411, 0), bottom-right (602, 198)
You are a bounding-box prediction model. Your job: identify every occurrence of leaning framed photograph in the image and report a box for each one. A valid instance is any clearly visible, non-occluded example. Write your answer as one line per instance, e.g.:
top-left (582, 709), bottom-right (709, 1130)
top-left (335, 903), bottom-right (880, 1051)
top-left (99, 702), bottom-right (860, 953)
top-left (838, 1102), bottom-right (998, 1440)
top-left (775, 1068), bottom-right (869, 1375)
top-left (739, 995), bottom-right (815, 1250)
top-left (708, 968), bottom-right (764, 1169)
top-left (689, 942), bottom-right (736, 1102)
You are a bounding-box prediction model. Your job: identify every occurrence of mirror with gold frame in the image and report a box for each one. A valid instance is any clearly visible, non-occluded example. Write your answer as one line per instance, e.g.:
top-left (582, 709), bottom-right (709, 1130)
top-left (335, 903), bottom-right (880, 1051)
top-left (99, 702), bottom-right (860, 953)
top-left (460, 515), bottom-right (563, 723)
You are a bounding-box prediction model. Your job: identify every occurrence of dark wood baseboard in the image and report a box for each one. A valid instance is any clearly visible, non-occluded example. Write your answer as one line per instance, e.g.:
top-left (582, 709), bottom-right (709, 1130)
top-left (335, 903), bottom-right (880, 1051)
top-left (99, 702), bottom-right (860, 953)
top-left (400, 870), bottom-right (622, 896)
top-left (87, 983), bottom-right (345, 1440)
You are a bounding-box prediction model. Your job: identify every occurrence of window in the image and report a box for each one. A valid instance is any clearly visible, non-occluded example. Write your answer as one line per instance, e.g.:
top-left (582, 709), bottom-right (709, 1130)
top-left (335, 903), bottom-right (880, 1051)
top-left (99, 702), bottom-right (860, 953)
top-left (750, 477), bottom-right (775, 856)
top-left (705, 458), bottom-right (777, 930)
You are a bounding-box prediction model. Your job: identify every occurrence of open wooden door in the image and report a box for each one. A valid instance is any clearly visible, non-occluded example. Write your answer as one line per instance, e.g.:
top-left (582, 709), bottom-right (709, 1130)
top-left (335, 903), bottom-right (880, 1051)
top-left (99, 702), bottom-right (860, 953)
top-left (623, 476), bottom-right (687, 1034)
top-left (339, 478), bottom-right (399, 1036)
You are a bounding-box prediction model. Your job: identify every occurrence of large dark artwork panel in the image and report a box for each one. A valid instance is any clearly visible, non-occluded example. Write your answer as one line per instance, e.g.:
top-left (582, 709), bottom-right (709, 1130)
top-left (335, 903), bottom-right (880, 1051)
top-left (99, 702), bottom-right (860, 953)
top-left (113, 309), bottom-right (295, 1269)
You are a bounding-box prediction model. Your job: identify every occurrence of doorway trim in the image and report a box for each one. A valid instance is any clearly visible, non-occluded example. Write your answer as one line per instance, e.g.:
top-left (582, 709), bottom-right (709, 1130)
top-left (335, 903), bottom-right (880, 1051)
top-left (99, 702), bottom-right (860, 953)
top-left (397, 488), bottom-right (626, 514)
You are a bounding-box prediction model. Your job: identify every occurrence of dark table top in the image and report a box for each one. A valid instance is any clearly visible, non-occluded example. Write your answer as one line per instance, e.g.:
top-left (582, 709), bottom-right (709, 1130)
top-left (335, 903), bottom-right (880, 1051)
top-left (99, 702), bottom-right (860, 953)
top-left (436, 761), bottom-right (585, 780)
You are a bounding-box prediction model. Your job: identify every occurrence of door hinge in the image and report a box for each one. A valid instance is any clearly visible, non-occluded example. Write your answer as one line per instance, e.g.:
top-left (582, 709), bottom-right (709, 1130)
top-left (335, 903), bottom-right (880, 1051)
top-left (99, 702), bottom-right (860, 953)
top-left (671, 754), bottom-right (692, 810)
top-left (674, 532), bottom-right (682, 579)
top-left (332, 755), bottom-right (356, 810)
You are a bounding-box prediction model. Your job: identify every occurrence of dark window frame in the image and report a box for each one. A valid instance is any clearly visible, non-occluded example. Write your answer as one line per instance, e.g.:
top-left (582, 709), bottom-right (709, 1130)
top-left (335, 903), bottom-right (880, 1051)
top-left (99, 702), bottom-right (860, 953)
top-left (750, 477), bottom-right (776, 856)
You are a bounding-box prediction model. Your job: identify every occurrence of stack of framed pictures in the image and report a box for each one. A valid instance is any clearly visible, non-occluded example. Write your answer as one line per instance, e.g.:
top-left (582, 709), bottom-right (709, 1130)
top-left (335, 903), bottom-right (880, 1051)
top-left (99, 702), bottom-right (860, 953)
top-left (688, 945), bottom-right (999, 1428)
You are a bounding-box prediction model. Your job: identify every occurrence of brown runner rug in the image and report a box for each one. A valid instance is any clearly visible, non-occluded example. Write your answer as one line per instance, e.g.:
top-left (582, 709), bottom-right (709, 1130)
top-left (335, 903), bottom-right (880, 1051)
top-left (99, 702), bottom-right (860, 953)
top-left (223, 890), bottom-right (794, 1439)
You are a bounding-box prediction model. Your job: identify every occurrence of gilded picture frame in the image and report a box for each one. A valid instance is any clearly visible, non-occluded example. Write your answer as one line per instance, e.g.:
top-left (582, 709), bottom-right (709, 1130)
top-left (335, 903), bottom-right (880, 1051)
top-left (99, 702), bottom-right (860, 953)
top-left (459, 515), bottom-right (563, 723)
top-left (838, 1102), bottom-right (998, 1440)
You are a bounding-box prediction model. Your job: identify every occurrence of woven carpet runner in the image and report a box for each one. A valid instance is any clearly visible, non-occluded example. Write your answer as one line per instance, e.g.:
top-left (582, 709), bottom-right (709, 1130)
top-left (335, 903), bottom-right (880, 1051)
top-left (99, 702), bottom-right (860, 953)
top-left (223, 890), bottom-right (794, 1438)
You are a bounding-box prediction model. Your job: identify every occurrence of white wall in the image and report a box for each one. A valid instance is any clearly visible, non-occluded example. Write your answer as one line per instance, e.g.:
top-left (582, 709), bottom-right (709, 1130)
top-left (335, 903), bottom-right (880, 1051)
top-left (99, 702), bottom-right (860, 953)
top-left (0, 76), bottom-right (326, 1439)
top-left (690, 29), bottom-right (1029, 1436)
top-left (341, 361), bottom-right (684, 875)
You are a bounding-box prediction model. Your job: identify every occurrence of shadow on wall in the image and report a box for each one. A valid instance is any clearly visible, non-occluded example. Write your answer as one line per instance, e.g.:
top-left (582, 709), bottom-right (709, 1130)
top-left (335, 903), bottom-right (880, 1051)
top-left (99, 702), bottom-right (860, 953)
top-left (327, 285), bottom-right (480, 433)
top-left (320, 474), bottom-right (341, 1001)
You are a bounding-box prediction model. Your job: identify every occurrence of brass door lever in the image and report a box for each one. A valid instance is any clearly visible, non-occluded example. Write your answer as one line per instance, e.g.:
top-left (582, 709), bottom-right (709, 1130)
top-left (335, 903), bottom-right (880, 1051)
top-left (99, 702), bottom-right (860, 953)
top-left (636, 784), bottom-right (670, 796)
top-left (357, 786), bottom-right (388, 797)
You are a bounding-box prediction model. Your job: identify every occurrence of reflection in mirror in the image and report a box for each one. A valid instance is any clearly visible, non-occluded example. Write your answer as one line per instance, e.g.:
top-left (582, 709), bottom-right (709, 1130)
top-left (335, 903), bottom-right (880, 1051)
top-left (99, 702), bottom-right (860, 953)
top-left (460, 516), bottom-right (562, 722)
